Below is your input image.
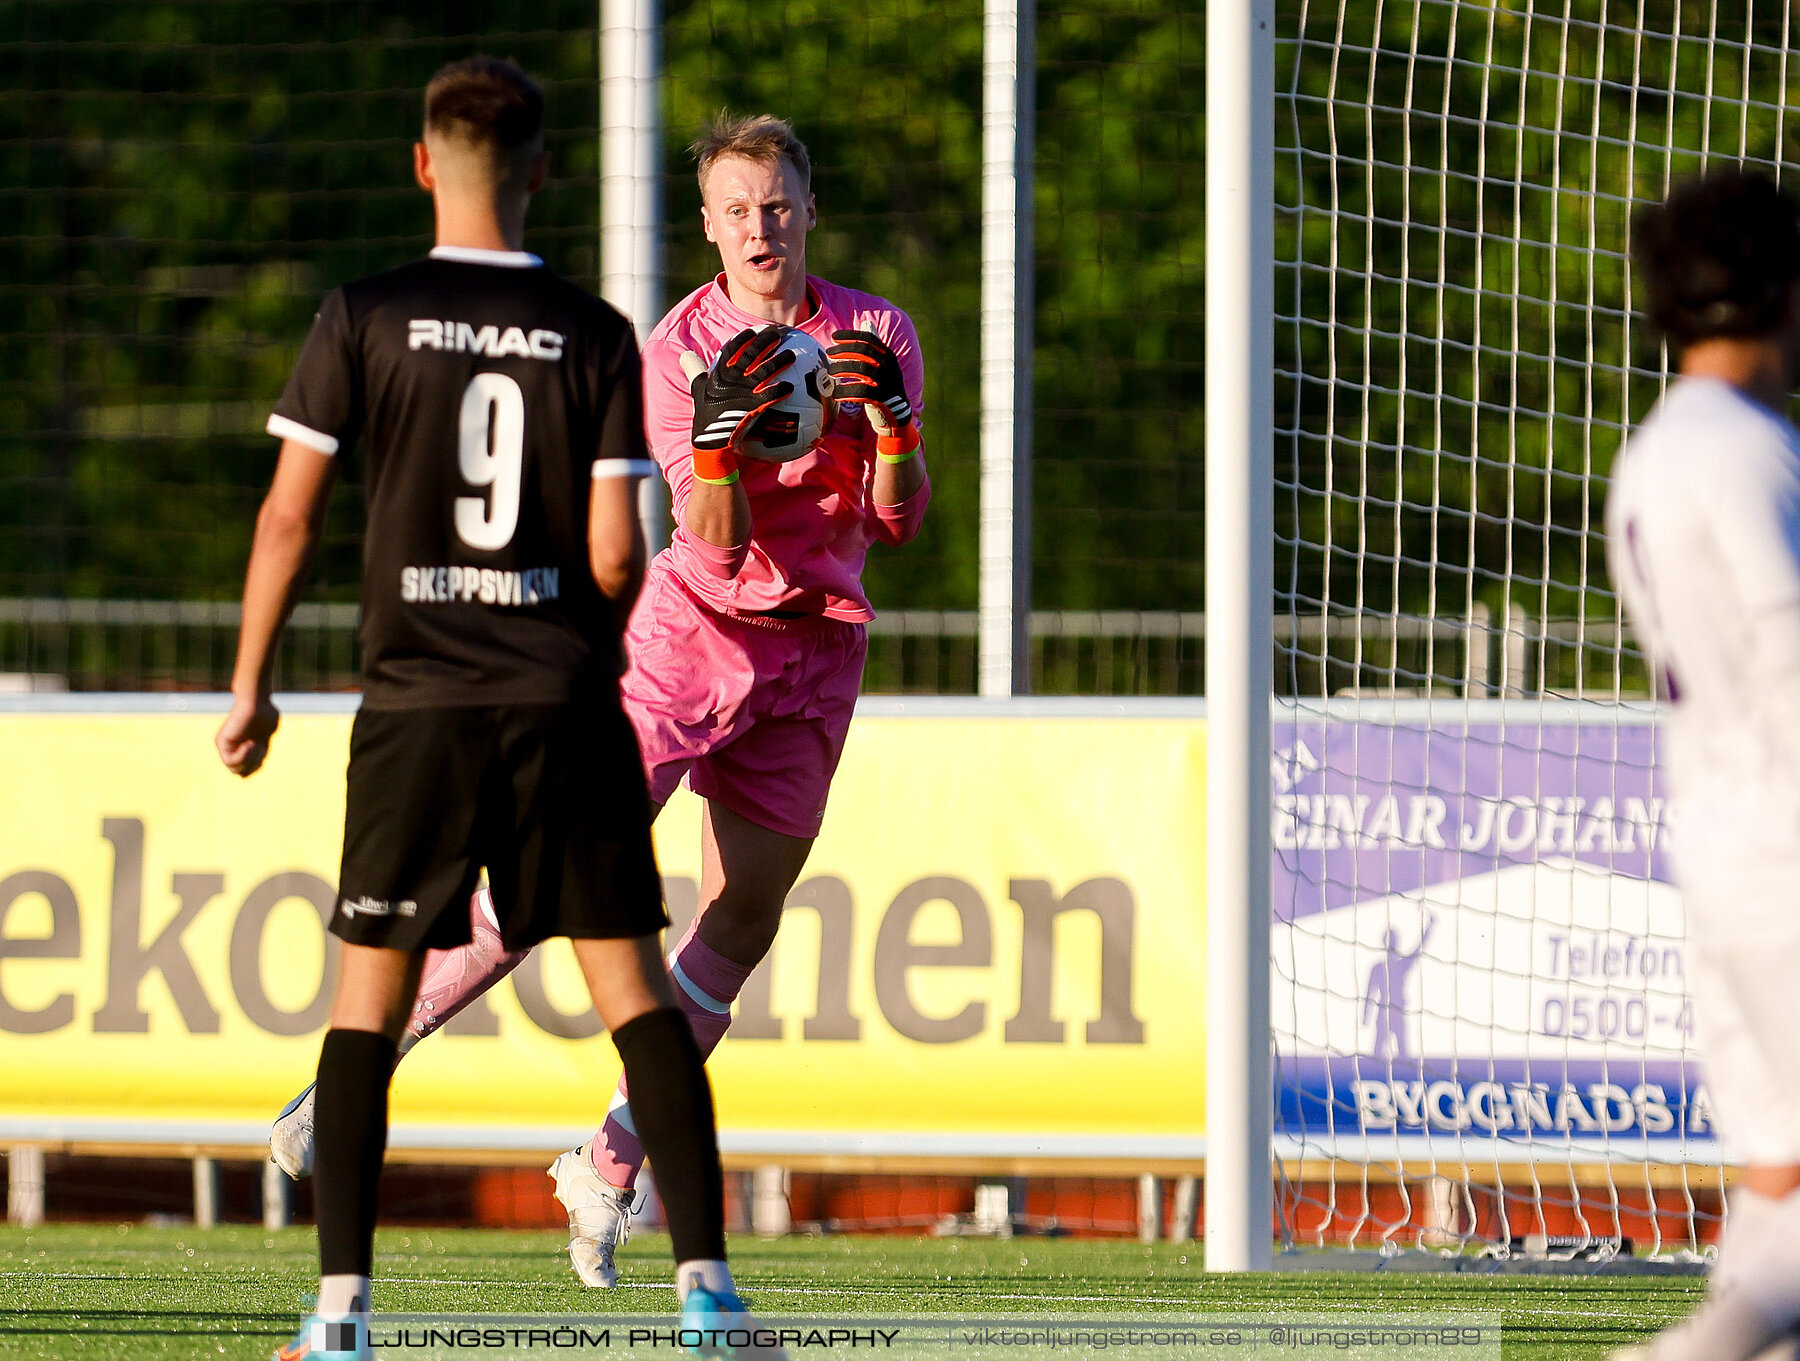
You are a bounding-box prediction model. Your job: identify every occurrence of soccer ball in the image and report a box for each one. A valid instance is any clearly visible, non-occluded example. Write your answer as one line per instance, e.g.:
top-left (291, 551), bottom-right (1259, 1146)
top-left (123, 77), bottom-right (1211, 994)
top-left (740, 328), bottom-right (834, 462)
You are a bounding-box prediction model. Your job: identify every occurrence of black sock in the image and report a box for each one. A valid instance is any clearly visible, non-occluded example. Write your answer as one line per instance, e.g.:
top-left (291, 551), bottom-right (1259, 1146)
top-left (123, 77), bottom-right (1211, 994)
top-left (612, 1007), bottom-right (726, 1263)
top-left (312, 1028), bottom-right (398, 1278)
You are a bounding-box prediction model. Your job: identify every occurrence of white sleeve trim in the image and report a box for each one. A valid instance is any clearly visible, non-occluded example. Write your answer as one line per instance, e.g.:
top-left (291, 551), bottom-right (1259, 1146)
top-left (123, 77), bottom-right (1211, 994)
top-left (267, 414), bottom-right (339, 456)
top-left (592, 458), bottom-right (658, 480)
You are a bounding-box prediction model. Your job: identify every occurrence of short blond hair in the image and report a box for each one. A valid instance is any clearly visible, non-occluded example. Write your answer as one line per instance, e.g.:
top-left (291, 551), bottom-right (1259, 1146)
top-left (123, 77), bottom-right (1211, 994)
top-left (690, 111), bottom-right (811, 197)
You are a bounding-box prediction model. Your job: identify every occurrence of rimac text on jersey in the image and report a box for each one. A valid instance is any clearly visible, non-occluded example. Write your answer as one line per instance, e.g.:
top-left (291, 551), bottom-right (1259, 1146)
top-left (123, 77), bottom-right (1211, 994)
top-left (407, 318), bottom-right (565, 360)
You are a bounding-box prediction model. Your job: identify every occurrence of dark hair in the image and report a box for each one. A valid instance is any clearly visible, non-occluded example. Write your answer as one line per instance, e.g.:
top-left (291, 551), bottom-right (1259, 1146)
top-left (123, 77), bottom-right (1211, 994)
top-left (1633, 168), bottom-right (1800, 348)
top-left (423, 57), bottom-right (544, 156)
top-left (690, 111), bottom-right (811, 196)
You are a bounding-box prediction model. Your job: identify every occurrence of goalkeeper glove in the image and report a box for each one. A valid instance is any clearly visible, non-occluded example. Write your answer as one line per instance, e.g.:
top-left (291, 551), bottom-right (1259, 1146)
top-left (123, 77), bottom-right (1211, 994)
top-left (827, 329), bottom-right (915, 430)
top-left (683, 327), bottom-right (795, 484)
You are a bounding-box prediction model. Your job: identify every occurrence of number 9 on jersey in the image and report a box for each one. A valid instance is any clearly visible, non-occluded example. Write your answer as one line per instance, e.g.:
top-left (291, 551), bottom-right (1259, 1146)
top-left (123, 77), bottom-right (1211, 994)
top-left (456, 372), bottom-right (525, 551)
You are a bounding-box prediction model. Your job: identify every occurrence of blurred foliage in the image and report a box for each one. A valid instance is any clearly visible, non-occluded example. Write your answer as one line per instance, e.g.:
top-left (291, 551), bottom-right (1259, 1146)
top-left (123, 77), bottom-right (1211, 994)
top-left (0, 0), bottom-right (1202, 617)
top-left (1275, 0), bottom-right (1800, 630)
top-left (0, 1), bottom-right (607, 600)
top-left (8, 0), bottom-right (1778, 657)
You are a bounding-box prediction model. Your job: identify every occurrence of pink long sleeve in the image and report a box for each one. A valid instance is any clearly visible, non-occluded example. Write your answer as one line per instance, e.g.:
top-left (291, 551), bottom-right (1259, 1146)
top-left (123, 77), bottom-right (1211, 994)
top-left (872, 470), bottom-right (932, 547)
top-left (639, 274), bottom-right (929, 621)
top-left (671, 523), bottom-right (751, 579)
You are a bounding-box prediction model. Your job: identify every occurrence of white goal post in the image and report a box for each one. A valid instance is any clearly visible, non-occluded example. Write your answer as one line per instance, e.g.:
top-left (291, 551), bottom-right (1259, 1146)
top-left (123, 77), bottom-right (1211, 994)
top-left (1206, 0), bottom-right (1276, 1274)
top-left (1208, 0), bottom-right (1800, 1268)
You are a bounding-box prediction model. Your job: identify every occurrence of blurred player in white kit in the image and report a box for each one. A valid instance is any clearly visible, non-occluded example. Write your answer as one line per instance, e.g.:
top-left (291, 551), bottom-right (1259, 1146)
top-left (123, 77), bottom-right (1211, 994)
top-left (1609, 167), bottom-right (1800, 1361)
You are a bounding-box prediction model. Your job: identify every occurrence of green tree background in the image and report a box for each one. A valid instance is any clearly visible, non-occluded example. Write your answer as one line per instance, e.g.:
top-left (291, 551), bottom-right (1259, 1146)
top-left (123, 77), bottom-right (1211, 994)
top-left (4, 0), bottom-right (1782, 691)
top-left (0, 0), bottom-right (1201, 625)
top-left (1275, 0), bottom-right (1800, 689)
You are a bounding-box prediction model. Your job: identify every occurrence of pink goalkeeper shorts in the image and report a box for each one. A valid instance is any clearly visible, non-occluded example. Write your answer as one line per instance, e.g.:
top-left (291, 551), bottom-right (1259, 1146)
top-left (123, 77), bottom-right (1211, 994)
top-left (620, 563), bottom-right (868, 841)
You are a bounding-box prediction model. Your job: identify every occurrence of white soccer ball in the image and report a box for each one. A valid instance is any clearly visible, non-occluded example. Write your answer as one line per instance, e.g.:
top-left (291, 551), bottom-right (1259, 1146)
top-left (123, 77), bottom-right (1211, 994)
top-left (739, 328), bottom-right (834, 462)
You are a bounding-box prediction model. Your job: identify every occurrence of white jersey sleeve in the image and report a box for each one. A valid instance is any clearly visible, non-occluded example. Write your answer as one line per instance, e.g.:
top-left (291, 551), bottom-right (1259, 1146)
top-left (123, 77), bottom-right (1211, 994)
top-left (1607, 376), bottom-right (1800, 928)
top-left (1609, 378), bottom-right (1800, 691)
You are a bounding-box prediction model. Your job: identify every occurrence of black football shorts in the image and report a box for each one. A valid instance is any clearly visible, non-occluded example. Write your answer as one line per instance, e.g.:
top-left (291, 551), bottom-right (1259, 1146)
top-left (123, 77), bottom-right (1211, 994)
top-left (333, 697), bottom-right (666, 952)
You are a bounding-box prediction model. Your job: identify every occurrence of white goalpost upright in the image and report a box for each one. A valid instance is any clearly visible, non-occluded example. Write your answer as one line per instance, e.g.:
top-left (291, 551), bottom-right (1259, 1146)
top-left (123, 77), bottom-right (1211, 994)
top-left (600, 0), bottom-right (667, 552)
top-left (979, 0), bottom-right (1036, 698)
top-left (1235, 0), bottom-right (1800, 1268)
top-left (1204, 0), bottom-right (1276, 1275)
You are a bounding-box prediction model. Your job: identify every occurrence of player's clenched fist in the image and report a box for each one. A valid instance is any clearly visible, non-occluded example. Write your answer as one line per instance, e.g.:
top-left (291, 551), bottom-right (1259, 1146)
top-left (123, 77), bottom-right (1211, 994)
top-left (827, 329), bottom-right (913, 432)
top-left (215, 693), bottom-right (280, 777)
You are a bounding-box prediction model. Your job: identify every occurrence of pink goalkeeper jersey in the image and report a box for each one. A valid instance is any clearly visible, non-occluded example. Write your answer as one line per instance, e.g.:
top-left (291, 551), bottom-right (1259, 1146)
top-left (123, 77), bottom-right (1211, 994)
top-left (640, 273), bottom-right (930, 621)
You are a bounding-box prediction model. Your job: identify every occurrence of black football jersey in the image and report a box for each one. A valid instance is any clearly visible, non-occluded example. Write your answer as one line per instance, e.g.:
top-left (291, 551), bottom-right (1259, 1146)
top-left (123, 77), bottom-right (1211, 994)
top-left (269, 248), bottom-right (647, 709)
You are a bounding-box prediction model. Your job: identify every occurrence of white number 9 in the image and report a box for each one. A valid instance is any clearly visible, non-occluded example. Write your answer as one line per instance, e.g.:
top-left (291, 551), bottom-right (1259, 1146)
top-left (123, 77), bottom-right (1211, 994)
top-left (456, 372), bottom-right (524, 551)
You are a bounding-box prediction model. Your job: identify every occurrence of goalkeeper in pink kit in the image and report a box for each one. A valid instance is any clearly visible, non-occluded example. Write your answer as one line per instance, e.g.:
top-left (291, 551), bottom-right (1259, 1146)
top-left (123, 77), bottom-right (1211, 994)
top-left (268, 113), bottom-right (930, 1288)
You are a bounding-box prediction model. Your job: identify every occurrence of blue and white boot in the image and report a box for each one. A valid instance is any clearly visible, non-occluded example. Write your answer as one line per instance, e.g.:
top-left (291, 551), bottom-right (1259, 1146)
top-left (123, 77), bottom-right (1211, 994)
top-left (272, 1313), bottom-right (371, 1361)
top-left (680, 1284), bottom-right (788, 1360)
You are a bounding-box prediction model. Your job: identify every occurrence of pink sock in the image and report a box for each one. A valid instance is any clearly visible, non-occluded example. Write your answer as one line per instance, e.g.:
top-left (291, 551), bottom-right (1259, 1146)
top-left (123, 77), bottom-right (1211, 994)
top-left (403, 888), bottom-right (530, 1049)
top-left (587, 921), bottom-right (755, 1188)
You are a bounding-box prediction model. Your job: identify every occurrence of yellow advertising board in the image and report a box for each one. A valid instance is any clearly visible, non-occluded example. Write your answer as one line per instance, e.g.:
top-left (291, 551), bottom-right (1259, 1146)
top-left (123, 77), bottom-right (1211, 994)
top-left (0, 701), bottom-right (1206, 1157)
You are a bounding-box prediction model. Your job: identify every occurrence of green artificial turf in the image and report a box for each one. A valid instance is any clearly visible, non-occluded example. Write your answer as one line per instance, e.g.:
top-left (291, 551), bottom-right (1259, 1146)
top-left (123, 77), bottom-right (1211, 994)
top-left (0, 1224), bottom-right (1704, 1360)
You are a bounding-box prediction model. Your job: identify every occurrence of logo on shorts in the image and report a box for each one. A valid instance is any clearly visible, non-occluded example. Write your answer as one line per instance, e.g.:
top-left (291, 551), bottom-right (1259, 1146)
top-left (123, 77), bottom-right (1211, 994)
top-left (339, 896), bottom-right (417, 920)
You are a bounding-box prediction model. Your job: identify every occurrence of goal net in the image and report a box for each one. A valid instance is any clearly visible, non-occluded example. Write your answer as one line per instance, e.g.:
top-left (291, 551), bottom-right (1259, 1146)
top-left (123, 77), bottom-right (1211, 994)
top-left (1269, 0), bottom-right (1795, 1262)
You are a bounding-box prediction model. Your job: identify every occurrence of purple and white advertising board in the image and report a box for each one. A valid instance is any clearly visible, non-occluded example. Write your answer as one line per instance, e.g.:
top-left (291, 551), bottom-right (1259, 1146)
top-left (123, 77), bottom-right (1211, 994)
top-left (1270, 713), bottom-right (1717, 1159)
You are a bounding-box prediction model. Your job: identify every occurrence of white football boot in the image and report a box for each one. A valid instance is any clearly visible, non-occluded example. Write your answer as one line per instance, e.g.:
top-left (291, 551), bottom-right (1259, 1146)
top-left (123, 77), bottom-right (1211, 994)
top-left (270, 1082), bottom-right (318, 1179)
top-left (547, 1144), bottom-right (635, 1288)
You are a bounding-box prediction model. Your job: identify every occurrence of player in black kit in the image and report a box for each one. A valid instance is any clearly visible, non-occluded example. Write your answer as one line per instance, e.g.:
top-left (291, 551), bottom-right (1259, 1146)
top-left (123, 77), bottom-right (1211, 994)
top-left (216, 59), bottom-right (771, 1361)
